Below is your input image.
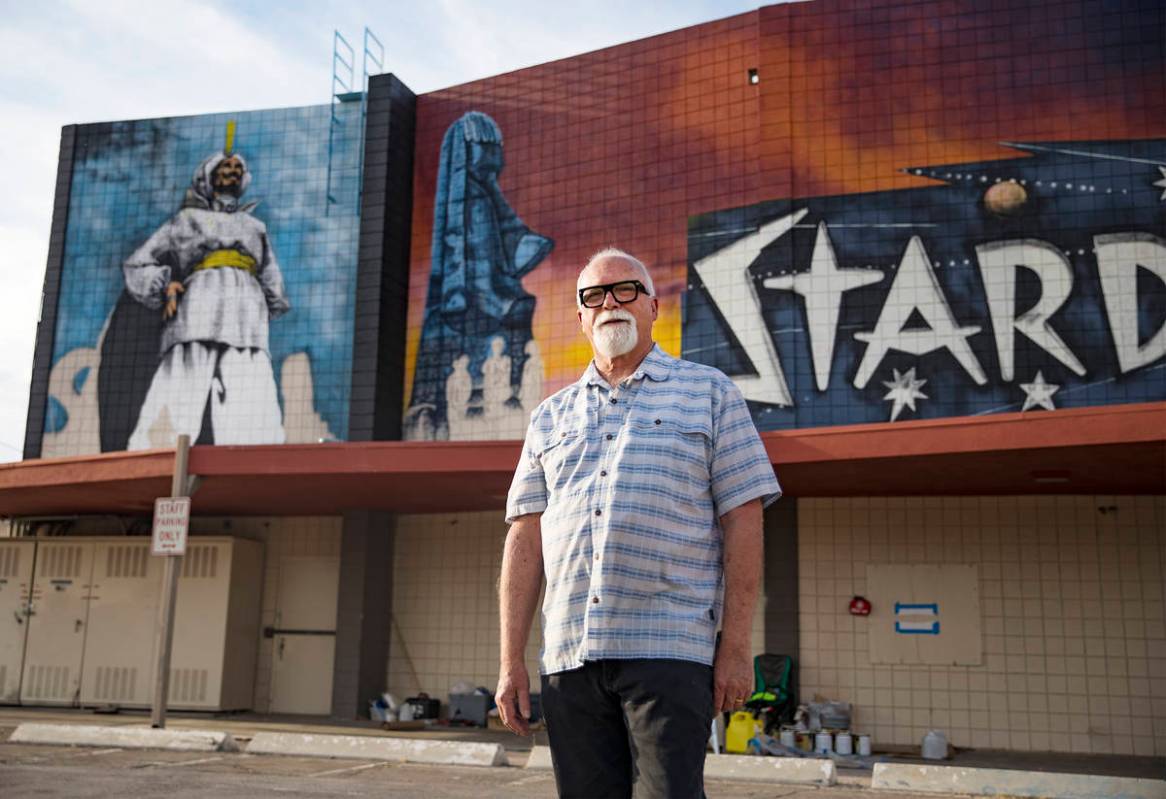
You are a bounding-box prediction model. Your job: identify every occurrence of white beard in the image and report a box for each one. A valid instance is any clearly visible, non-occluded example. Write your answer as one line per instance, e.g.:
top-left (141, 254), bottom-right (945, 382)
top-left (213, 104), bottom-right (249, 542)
top-left (592, 310), bottom-right (638, 359)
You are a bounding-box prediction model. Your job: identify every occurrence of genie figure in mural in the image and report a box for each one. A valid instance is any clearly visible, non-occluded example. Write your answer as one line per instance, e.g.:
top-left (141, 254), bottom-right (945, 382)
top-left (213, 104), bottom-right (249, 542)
top-left (405, 111), bottom-right (553, 440)
top-left (119, 149), bottom-right (290, 449)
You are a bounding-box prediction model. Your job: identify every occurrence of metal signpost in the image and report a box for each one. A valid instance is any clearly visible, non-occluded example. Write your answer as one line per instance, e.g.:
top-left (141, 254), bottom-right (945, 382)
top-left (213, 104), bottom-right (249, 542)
top-left (150, 435), bottom-right (191, 728)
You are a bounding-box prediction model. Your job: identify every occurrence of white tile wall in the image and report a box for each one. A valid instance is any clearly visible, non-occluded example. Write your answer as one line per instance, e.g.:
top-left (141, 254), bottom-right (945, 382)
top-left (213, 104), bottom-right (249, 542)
top-left (798, 496), bottom-right (1166, 756)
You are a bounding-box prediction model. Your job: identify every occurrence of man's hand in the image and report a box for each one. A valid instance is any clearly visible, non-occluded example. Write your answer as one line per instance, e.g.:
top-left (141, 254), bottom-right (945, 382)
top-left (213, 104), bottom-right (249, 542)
top-left (163, 281), bottom-right (185, 319)
top-left (495, 661), bottom-right (532, 736)
top-left (713, 640), bottom-right (753, 714)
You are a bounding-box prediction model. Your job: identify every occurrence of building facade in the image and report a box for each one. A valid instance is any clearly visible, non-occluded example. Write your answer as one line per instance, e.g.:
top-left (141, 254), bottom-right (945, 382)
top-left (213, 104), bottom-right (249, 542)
top-left (3, 0), bottom-right (1164, 757)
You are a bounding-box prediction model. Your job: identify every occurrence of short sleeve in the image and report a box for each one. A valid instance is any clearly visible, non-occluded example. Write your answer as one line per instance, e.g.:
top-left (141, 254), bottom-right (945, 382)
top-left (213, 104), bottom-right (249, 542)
top-left (708, 379), bottom-right (781, 517)
top-left (505, 415), bottom-right (549, 523)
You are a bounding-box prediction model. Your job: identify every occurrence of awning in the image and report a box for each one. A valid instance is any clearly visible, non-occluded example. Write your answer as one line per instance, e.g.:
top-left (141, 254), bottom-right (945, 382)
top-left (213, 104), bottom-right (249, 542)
top-left (1, 402), bottom-right (1162, 517)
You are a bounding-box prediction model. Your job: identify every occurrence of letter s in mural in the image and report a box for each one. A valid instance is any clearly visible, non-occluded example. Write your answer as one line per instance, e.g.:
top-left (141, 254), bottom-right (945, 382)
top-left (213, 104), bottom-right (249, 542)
top-left (404, 111), bottom-right (554, 441)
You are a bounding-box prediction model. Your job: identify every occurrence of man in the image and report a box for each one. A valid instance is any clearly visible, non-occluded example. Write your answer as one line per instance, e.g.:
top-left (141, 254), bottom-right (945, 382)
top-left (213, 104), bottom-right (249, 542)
top-left (496, 248), bottom-right (780, 798)
top-left (123, 149), bottom-right (289, 448)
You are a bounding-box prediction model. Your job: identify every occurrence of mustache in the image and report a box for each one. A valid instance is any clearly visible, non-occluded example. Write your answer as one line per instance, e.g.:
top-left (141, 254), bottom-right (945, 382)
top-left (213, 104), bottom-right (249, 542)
top-left (596, 309), bottom-right (635, 326)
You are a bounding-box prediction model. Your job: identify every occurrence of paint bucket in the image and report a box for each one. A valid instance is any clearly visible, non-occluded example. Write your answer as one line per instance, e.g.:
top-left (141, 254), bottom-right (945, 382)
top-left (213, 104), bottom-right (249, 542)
top-left (814, 731), bottom-right (833, 754)
top-left (795, 732), bottom-right (812, 751)
top-left (835, 731), bottom-right (853, 755)
top-left (779, 728), bottom-right (796, 748)
top-left (857, 734), bottom-right (872, 756)
top-left (921, 729), bottom-right (948, 760)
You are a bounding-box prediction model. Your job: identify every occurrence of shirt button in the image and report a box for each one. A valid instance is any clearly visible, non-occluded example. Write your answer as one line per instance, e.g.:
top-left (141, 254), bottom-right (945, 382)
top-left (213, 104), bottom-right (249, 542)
top-left (600, 470), bottom-right (607, 477)
top-left (594, 509), bottom-right (602, 517)
top-left (610, 397), bottom-right (617, 404)
top-left (606, 433), bottom-right (613, 441)
top-left (654, 418), bottom-right (662, 425)
top-left (591, 596), bottom-right (600, 604)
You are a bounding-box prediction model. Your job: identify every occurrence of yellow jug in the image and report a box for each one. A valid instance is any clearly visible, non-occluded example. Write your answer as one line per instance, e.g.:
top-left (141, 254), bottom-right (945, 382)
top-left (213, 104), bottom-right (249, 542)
top-left (725, 711), bottom-right (760, 754)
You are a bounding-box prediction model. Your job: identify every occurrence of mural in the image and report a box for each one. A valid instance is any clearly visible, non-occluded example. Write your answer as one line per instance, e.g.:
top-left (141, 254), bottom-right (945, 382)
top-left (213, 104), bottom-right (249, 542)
top-left (42, 106), bottom-right (362, 457)
top-left (404, 111), bottom-right (553, 440)
top-left (685, 140), bottom-right (1166, 430)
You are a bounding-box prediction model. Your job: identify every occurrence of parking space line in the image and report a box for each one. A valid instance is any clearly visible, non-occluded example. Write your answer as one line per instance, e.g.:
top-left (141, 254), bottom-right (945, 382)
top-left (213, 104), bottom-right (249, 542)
top-left (136, 755), bottom-right (224, 769)
top-left (308, 761), bottom-right (390, 778)
top-left (63, 747), bottom-right (123, 758)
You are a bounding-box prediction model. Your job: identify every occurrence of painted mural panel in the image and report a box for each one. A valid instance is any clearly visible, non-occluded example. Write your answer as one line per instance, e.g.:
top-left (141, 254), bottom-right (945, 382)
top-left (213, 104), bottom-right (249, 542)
top-left (404, 112), bottom-right (554, 441)
top-left (43, 105), bottom-right (362, 456)
top-left (403, 0), bottom-right (1163, 439)
top-left (685, 140), bottom-right (1166, 429)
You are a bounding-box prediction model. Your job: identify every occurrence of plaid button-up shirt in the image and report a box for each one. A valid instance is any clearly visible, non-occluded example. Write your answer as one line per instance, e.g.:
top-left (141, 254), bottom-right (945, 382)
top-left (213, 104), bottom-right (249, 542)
top-left (506, 344), bottom-right (781, 674)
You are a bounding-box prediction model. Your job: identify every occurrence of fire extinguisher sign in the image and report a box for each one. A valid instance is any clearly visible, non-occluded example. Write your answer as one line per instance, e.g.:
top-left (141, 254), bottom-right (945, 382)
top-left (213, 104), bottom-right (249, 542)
top-left (151, 497), bottom-right (191, 556)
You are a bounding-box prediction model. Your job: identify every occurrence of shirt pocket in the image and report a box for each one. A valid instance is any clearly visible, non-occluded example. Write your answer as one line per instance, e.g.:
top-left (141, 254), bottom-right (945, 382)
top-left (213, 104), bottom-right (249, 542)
top-left (538, 427), bottom-right (586, 493)
top-left (629, 413), bottom-right (712, 488)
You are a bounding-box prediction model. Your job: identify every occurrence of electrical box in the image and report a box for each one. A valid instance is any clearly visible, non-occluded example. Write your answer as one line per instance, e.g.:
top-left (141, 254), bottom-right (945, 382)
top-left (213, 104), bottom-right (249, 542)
top-left (0, 540), bottom-right (35, 704)
top-left (79, 537), bottom-right (263, 710)
top-left (5, 536), bottom-right (262, 710)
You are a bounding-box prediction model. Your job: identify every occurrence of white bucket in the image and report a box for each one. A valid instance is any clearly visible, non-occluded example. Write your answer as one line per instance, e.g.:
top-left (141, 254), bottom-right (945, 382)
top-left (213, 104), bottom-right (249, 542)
top-left (779, 728), bottom-right (796, 748)
top-left (835, 731), bottom-right (853, 755)
top-left (814, 731), bottom-right (833, 754)
top-left (921, 729), bottom-right (948, 760)
top-left (857, 733), bottom-right (872, 756)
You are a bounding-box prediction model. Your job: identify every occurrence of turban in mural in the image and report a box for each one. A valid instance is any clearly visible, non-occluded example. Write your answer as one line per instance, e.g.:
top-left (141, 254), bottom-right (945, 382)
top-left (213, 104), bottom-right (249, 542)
top-left (407, 111), bottom-right (553, 439)
top-left (183, 151), bottom-right (257, 213)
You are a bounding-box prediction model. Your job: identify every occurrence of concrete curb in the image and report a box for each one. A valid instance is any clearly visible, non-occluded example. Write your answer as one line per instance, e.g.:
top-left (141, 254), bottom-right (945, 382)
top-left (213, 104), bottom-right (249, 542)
top-left (525, 745), bottom-right (554, 770)
top-left (703, 753), bottom-right (836, 785)
top-left (871, 762), bottom-right (1166, 799)
top-left (9, 723), bottom-right (237, 752)
top-left (526, 747), bottom-right (836, 786)
top-left (245, 731), bottom-right (508, 767)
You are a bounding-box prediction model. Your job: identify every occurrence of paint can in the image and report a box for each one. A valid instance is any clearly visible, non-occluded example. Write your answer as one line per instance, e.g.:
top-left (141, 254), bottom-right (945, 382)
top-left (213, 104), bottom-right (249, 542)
top-left (834, 731), bottom-right (853, 755)
top-left (795, 732), bottom-right (812, 751)
top-left (779, 728), bottom-right (796, 748)
top-left (814, 731), bottom-right (833, 754)
top-left (857, 733), bottom-right (872, 756)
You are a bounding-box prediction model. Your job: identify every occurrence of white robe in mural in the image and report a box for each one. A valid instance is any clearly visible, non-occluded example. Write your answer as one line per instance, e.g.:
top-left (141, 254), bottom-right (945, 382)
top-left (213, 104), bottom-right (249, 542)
top-left (123, 153), bottom-right (290, 448)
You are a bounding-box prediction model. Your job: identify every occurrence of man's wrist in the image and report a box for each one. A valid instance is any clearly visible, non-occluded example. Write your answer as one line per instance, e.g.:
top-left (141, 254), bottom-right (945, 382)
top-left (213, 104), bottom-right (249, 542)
top-left (718, 630), bottom-right (751, 656)
top-left (499, 654), bottom-right (528, 671)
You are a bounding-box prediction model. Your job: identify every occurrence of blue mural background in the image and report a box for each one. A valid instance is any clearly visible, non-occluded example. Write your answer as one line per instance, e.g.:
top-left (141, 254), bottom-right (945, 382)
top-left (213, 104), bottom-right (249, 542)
top-left (46, 103), bottom-right (362, 448)
top-left (685, 139), bottom-right (1166, 430)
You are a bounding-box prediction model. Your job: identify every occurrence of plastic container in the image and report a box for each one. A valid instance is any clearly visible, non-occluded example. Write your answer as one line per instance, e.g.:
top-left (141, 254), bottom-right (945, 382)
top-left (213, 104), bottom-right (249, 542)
top-left (814, 731), bottom-right (833, 754)
top-left (779, 728), bottom-right (796, 748)
top-left (857, 734), bottom-right (872, 756)
top-left (725, 711), bottom-right (760, 754)
top-left (835, 731), bottom-right (853, 755)
top-left (921, 729), bottom-right (948, 760)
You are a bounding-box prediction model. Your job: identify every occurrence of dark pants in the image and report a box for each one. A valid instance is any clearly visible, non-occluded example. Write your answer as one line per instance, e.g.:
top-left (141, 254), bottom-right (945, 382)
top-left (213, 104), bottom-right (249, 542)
top-left (540, 659), bottom-right (714, 799)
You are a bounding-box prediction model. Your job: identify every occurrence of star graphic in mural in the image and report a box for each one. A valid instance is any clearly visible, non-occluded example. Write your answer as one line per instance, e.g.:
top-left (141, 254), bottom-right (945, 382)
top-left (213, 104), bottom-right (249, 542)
top-left (1019, 370), bottom-right (1060, 411)
top-left (764, 221), bottom-right (885, 390)
top-left (1154, 166), bottom-right (1166, 201)
top-left (882, 367), bottom-right (928, 422)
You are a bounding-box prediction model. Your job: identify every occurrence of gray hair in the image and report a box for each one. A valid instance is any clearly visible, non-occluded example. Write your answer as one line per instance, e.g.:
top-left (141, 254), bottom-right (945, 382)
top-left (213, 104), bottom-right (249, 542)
top-left (576, 247), bottom-right (656, 307)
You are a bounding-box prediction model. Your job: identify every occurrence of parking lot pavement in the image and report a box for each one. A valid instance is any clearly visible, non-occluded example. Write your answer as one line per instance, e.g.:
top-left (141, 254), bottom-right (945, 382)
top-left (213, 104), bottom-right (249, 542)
top-left (0, 741), bottom-right (937, 799)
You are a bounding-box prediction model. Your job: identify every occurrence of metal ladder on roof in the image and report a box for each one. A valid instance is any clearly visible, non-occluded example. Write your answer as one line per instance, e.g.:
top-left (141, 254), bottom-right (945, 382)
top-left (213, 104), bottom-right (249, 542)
top-left (325, 27), bottom-right (383, 216)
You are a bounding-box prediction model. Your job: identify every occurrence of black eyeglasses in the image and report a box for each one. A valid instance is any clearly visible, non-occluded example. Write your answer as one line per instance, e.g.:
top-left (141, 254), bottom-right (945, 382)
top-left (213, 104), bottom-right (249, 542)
top-left (578, 280), bottom-right (650, 309)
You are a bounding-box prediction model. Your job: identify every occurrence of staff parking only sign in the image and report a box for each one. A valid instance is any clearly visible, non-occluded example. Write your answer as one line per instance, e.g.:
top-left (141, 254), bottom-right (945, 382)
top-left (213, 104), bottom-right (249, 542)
top-left (151, 497), bottom-right (191, 556)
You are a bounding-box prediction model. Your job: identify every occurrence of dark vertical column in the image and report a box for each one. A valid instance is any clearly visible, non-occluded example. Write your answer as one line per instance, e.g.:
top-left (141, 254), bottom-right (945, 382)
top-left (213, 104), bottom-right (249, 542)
top-left (763, 497), bottom-right (798, 657)
top-left (24, 125), bottom-right (78, 459)
top-left (332, 510), bottom-right (396, 718)
top-left (348, 74), bottom-right (417, 441)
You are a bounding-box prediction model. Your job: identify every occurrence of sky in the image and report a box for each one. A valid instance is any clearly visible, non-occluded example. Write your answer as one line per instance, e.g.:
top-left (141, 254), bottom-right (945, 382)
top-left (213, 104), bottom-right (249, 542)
top-left (0, 0), bottom-right (762, 463)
